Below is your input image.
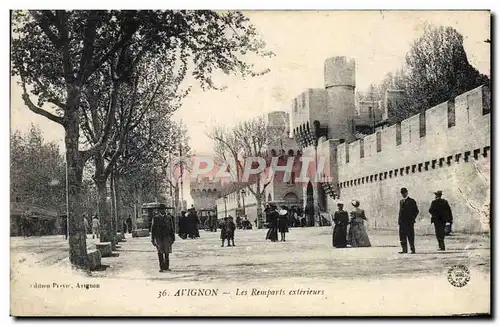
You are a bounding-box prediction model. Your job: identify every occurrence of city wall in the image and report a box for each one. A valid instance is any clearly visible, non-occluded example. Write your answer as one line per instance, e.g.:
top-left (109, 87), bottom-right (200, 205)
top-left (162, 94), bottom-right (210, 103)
top-left (334, 86), bottom-right (490, 233)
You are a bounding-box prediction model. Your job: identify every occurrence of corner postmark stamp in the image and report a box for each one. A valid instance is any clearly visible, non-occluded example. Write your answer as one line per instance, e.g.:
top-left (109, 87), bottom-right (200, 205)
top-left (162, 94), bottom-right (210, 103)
top-left (447, 265), bottom-right (471, 288)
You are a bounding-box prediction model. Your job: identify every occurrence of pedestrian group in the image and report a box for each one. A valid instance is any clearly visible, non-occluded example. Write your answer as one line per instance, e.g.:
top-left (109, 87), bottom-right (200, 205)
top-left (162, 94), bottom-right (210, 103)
top-left (332, 187), bottom-right (454, 254)
top-left (148, 187), bottom-right (454, 272)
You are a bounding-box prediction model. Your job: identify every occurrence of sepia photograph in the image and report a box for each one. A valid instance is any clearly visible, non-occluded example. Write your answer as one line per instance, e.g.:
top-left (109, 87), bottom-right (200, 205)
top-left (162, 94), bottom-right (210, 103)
top-left (8, 9), bottom-right (491, 317)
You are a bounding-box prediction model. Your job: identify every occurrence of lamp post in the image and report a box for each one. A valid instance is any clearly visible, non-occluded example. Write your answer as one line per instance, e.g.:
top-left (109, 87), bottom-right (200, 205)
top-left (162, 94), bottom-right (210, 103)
top-left (153, 167), bottom-right (160, 203)
top-left (241, 189), bottom-right (246, 216)
top-left (223, 195), bottom-right (228, 218)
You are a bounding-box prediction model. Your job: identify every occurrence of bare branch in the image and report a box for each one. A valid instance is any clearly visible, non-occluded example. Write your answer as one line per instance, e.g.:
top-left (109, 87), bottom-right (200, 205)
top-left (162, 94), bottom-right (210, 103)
top-left (81, 107), bottom-right (97, 143)
top-left (78, 12), bottom-right (98, 82)
top-left (82, 79), bottom-right (120, 161)
top-left (83, 24), bottom-right (139, 82)
top-left (20, 78), bottom-right (64, 125)
top-left (31, 76), bottom-right (67, 110)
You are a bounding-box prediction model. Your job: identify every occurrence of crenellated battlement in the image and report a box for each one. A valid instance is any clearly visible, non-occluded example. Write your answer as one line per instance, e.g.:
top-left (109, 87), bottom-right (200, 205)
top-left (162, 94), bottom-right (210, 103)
top-left (337, 85), bottom-right (490, 184)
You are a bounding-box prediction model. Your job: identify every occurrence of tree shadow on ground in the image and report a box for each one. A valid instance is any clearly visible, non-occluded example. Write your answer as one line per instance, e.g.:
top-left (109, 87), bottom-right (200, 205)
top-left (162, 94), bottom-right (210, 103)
top-left (92, 264), bottom-right (110, 272)
top-left (415, 251), bottom-right (460, 255)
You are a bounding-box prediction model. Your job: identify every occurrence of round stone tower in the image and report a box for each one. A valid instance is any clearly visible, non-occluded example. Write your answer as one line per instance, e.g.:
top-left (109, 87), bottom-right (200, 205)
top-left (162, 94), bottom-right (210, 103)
top-left (267, 111), bottom-right (290, 135)
top-left (324, 56), bottom-right (356, 142)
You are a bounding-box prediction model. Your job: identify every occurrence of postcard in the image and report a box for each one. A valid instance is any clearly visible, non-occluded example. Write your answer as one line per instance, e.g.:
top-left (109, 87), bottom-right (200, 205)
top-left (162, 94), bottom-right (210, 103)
top-left (10, 10), bottom-right (490, 316)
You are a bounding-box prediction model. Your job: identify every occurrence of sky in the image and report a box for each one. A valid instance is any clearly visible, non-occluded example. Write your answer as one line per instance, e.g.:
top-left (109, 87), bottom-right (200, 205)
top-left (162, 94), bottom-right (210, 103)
top-left (9, 10), bottom-right (491, 204)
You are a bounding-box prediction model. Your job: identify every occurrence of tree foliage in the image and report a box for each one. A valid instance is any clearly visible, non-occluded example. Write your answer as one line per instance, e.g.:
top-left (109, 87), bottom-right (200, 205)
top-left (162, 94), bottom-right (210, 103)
top-left (12, 10), bottom-right (273, 117)
top-left (10, 125), bottom-right (66, 212)
top-left (209, 116), bottom-right (288, 227)
top-left (118, 119), bottom-right (191, 206)
top-left (404, 24), bottom-right (489, 112)
top-left (11, 10), bottom-right (271, 268)
top-left (357, 24), bottom-right (489, 122)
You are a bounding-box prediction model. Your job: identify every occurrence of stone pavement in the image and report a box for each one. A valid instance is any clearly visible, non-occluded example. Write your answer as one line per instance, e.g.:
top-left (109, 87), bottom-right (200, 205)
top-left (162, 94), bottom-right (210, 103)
top-left (10, 227), bottom-right (491, 316)
top-left (90, 227), bottom-right (490, 282)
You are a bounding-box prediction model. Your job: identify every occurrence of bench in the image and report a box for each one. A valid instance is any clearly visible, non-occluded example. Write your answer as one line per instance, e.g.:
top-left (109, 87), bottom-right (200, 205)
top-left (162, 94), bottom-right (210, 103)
top-left (87, 250), bottom-right (102, 271)
top-left (96, 242), bottom-right (112, 257)
top-left (132, 229), bottom-right (150, 238)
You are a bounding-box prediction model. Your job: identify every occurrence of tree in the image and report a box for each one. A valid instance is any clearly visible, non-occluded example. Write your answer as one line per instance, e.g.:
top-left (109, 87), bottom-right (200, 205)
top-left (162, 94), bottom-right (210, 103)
top-left (209, 116), bottom-right (287, 228)
top-left (357, 69), bottom-right (406, 105)
top-left (404, 23), bottom-right (490, 113)
top-left (117, 118), bottom-right (191, 227)
top-left (12, 10), bottom-right (272, 269)
top-left (10, 125), bottom-right (66, 212)
top-left (208, 125), bottom-right (243, 209)
top-left (80, 50), bottom-right (186, 246)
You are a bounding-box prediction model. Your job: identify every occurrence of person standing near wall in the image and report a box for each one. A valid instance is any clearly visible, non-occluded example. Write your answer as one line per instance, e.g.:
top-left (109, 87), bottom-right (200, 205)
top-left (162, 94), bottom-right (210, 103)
top-left (429, 190), bottom-right (453, 251)
top-left (126, 216), bottom-right (132, 234)
top-left (305, 203), bottom-right (315, 227)
top-left (332, 202), bottom-right (349, 248)
top-left (83, 215), bottom-right (90, 237)
top-left (398, 188), bottom-right (419, 254)
top-left (91, 215), bottom-right (100, 240)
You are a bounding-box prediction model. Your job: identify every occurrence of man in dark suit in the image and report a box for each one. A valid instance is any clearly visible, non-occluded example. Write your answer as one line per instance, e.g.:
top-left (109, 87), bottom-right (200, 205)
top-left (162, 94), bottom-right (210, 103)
top-left (398, 187), bottom-right (419, 254)
top-left (151, 209), bottom-right (176, 272)
top-left (429, 190), bottom-right (453, 251)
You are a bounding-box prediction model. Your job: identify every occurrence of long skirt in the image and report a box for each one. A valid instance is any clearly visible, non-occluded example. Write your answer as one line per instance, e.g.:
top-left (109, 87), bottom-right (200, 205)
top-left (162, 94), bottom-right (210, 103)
top-left (332, 224), bottom-right (348, 248)
top-left (348, 224), bottom-right (371, 247)
top-left (266, 227), bottom-right (278, 241)
top-left (154, 236), bottom-right (173, 254)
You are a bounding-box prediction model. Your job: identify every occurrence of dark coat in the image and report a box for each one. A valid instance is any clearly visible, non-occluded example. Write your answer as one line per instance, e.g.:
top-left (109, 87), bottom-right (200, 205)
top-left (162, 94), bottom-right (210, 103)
top-left (227, 221), bottom-right (236, 238)
top-left (151, 213), bottom-right (175, 253)
top-left (220, 221), bottom-right (228, 240)
top-left (268, 210), bottom-right (279, 228)
top-left (332, 210), bottom-right (349, 248)
top-left (265, 210), bottom-right (279, 241)
top-left (429, 198), bottom-right (453, 224)
top-left (398, 197), bottom-right (419, 226)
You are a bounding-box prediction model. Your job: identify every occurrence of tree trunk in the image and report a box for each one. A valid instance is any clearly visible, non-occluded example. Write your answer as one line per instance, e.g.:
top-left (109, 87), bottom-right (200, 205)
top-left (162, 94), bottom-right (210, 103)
top-left (110, 169), bottom-right (118, 238)
top-left (235, 153), bottom-right (242, 209)
top-left (64, 93), bottom-right (88, 270)
top-left (236, 191), bottom-right (241, 210)
top-left (113, 169), bottom-right (124, 235)
top-left (95, 169), bottom-right (114, 249)
top-left (256, 194), bottom-right (263, 229)
top-left (133, 184), bottom-right (139, 230)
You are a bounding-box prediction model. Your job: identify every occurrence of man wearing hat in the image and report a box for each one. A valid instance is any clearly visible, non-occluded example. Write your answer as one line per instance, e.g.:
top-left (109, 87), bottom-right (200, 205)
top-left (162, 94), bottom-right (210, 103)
top-left (398, 187), bottom-right (419, 254)
top-left (429, 190), bottom-right (453, 251)
top-left (151, 208), bottom-right (176, 272)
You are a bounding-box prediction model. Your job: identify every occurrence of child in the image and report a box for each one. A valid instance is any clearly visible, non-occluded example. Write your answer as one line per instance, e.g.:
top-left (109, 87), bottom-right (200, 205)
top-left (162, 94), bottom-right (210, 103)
top-left (220, 217), bottom-right (228, 247)
top-left (227, 216), bottom-right (236, 247)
